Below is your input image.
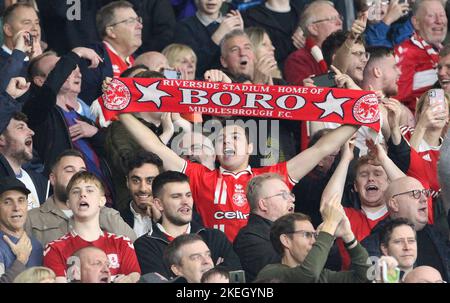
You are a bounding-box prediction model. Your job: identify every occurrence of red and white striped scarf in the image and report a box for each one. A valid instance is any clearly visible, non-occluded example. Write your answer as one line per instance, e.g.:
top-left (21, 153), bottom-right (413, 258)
top-left (410, 32), bottom-right (440, 65)
top-left (305, 37), bottom-right (328, 73)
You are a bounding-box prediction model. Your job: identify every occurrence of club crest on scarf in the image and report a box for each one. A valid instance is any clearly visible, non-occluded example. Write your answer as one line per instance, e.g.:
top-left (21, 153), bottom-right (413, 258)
top-left (102, 78), bottom-right (131, 111)
top-left (353, 94), bottom-right (380, 123)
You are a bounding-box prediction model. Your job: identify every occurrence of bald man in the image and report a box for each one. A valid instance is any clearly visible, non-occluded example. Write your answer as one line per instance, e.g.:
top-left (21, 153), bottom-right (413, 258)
top-left (67, 246), bottom-right (111, 283)
top-left (134, 51), bottom-right (170, 72)
top-left (361, 176), bottom-right (450, 281)
top-left (403, 266), bottom-right (445, 283)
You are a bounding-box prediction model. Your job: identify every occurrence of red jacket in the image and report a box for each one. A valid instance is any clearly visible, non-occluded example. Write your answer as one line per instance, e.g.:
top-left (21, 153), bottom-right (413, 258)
top-left (284, 47), bottom-right (323, 86)
top-left (394, 33), bottom-right (439, 112)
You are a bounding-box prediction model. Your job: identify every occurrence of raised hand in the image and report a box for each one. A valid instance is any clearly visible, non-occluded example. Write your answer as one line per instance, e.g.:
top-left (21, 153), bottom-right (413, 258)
top-left (330, 65), bottom-right (360, 89)
top-left (6, 77), bottom-right (30, 99)
top-left (204, 69), bottom-right (232, 83)
top-left (320, 192), bottom-right (345, 233)
top-left (292, 27), bottom-right (305, 49)
top-left (102, 77), bottom-right (112, 93)
top-left (341, 136), bottom-right (356, 162)
top-left (72, 47), bottom-right (103, 68)
top-left (382, 98), bottom-right (402, 130)
top-left (253, 53), bottom-right (278, 84)
top-left (211, 10), bottom-right (244, 45)
top-left (12, 30), bottom-right (33, 54)
top-left (303, 75), bottom-right (316, 87)
top-left (350, 12), bottom-right (368, 40)
top-left (383, 0), bottom-right (410, 26)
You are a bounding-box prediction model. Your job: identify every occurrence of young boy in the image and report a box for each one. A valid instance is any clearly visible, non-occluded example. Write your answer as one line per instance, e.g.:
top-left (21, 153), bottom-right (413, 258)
top-left (43, 171), bottom-right (141, 283)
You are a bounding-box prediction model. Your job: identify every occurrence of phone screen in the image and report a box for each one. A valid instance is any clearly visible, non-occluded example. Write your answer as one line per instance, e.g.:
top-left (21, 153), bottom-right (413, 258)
top-left (163, 69), bottom-right (181, 80)
top-left (311, 72), bottom-right (337, 88)
top-left (428, 88), bottom-right (446, 112)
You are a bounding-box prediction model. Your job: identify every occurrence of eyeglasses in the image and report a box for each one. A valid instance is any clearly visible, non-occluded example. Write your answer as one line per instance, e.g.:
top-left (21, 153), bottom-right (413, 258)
top-left (108, 16), bottom-right (142, 27)
top-left (311, 15), bottom-right (343, 24)
top-left (416, 279), bottom-right (447, 283)
top-left (392, 189), bottom-right (431, 199)
top-left (351, 51), bottom-right (371, 60)
top-left (263, 191), bottom-right (295, 201)
top-left (286, 230), bottom-right (319, 240)
top-left (366, 0), bottom-right (390, 5)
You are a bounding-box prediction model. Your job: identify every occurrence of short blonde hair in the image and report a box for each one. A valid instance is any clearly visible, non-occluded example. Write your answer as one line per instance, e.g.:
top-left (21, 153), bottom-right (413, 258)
top-left (162, 43), bottom-right (197, 68)
top-left (13, 266), bottom-right (56, 283)
top-left (66, 171), bottom-right (105, 195)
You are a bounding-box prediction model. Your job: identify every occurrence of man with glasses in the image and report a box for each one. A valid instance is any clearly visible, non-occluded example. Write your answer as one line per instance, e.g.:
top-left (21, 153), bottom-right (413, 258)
top-left (133, 171), bottom-right (241, 279)
top-left (284, 1), bottom-right (343, 85)
top-left (234, 173), bottom-right (295, 282)
top-left (80, 1), bottom-right (143, 104)
top-left (120, 150), bottom-right (163, 237)
top-left (256, 193), bottom-right (370, 282)
top-left (176, 131), bottom-right (216, 171)
top-left (361, 176), bottom-right (450, 281)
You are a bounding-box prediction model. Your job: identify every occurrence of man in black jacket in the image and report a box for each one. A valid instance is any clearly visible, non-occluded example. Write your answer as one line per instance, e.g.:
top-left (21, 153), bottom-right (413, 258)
top-left (242, 0), bottom-right (310, 70)
top-left (23, 47), bottom-right (115, 207)
top-left (0, 75), bottom-right (47, 209)
top-left (233, 172), bottom-right (295, 282)
top-left (0, 113), bottom-right (47, 209)
top-left (134, 171), bottom-right (241, 279)
top-left (361, 176), bottom-right (450, 281)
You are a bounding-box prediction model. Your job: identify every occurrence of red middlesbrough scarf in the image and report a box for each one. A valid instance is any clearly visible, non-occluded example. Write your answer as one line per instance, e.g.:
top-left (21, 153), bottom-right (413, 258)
top-left (99, 78), bottom-right (381, 131)
top-left (305, 37), bottom-right (328, 74)
top-left (409, 32), bottom-right (440, 66)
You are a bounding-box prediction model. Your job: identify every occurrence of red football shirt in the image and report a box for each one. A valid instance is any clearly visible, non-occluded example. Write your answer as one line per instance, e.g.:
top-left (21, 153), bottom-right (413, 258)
top-left (43, 231), bottom-right (140, 279)
top-left (401, 126), bottom-right (440, 224)
top-left (338, 207), bottom-right (389, 269)
top-left (183, 161), bottom-right (297, 241)
top-left (103, 41), bottom-right (134, 77)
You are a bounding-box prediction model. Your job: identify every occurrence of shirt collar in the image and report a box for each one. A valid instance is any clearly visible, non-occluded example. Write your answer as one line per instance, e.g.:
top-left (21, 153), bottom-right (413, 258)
top-left (2, 45), bottom-right (29, 61)
top-left (362, 204), bottom-right (388, 221)
top-left (103, 40), bottom-right (133, 65)
top-left (129, 201), bottom-right (150, 219)
top-left (219, 165), bottom-right (253, 176)
top-left (156, 222), bottom-right (191, 238)
top-left (195, 11), bottom-right (223, 27)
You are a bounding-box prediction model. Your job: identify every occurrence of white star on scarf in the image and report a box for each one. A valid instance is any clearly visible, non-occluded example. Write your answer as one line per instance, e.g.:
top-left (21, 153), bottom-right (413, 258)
top-left (135, 81), bottom-right (171, 109)
top-left (314, 91), bottom-right (350, 119)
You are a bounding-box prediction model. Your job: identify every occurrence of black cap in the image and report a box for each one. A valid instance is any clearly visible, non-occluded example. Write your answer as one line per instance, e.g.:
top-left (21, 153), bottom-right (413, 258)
top-left (0, 177), bottom-right (31, 196)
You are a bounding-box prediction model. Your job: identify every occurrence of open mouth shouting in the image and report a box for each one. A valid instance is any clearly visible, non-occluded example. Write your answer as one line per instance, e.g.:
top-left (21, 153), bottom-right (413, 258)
top-left (178, 205), bottom-right (192, 216)
top-left (365, 184), bottom-right (380, 196)
top-left (78, 200), bottom-right (90, 211)
top-left (24, 137), bottom-right (33, 148)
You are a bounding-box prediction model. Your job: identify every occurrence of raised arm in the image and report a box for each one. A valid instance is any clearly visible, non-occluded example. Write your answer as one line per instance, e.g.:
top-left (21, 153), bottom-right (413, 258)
top-left (366, 139), bottom-right (405, 181)
top-left (119, 113), bottom-right (185, 172)
top-left (321, 139), bottom-right (355, 207)
top-left (287, 124), bottom-right (359, 182)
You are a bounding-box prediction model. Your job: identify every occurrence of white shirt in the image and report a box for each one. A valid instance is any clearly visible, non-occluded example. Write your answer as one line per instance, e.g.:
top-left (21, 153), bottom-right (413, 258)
top-left (156, 223), bottom-right (191, 238)
top-left (130, 202), bottom-right (153, 238)
top-left (2, 45), bottom-right (29, 61)
top-left (17, 169), bottom-right (40, 210)
top-left (61, 209), bottom-right (73, 218)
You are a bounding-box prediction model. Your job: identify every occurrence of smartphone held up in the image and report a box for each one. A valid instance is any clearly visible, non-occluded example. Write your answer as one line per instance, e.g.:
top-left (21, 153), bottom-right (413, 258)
top-left (428, 88), bottom-right (446, 112)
